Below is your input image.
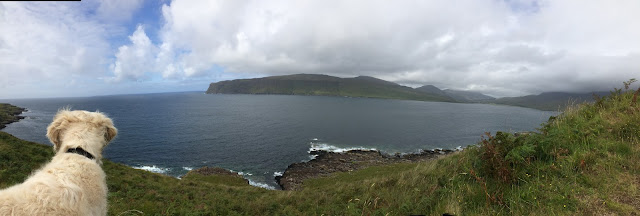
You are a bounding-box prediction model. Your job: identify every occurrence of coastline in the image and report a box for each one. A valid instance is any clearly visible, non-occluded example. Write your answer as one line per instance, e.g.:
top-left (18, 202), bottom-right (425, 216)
top-left (125, 147), bottom-right (461, 190)
top-left (1, 103), bottom-right (464, 191)
top-left (0, 103), bottom-right (26, 129)
top-left (276, 148), bottom-right (458, 190)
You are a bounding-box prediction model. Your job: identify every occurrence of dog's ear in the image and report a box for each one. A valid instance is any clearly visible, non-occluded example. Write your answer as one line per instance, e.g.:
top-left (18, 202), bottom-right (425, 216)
top-left (46, 110), bottom-right (70, 152)
top-left (104, 124), bottom-right (118, 143)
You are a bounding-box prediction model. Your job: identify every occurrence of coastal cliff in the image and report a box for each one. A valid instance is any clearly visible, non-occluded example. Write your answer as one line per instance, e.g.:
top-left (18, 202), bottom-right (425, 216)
top-left (276, 148), bottom-right (456, 190)
top-left (206, 73), bottom-right (611, 111)
top-left (0, 103), bottom-right (25, 129)
top-left (206, 74), bottom-right (456, 102)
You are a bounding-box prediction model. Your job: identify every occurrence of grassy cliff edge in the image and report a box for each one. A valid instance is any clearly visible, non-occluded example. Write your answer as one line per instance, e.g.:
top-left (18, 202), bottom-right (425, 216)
top-left (0, 103), bottom-right (25, 129)
top-left (1, 84), bottom-right (639, 215)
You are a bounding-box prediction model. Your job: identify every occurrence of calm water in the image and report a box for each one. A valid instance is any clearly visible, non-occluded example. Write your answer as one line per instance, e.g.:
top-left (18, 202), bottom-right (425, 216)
top-left (1, 92), bottom-right (556, 189)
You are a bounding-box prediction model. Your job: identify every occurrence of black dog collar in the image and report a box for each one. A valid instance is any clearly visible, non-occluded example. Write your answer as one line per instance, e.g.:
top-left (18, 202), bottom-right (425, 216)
top-left (66, 147), bottom-right (95, 160)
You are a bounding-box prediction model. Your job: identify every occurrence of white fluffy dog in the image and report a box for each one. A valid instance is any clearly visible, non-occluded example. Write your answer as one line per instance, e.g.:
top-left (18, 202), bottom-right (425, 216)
top-left (0, 110), bottom-right (117, 215)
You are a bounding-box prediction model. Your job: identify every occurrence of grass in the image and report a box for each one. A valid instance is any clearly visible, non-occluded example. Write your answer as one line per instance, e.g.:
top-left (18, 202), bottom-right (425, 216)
top-left (1, 82), bottom-right (639, 215)
top-left (0, 103), bottom-right (25, 129)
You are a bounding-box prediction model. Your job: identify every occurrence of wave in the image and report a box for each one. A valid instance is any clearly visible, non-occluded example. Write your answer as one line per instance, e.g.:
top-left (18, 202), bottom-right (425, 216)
top-left (248, 180), bottom-right (277, 190)
top-left (230, 170), bottom-right (254, 176)
top-left (308, 139), bottom-right (465, 158)
top-left (308, 142), bottom-right (377, 154)
top-left (130, 165), bottom-right (278, 189)
top-left (230, 170), bottom-right (278, 190)
top-left (308, 154), bottom-right (318, 160)
top-left (238, 171), bottom-right (253, 176)
top-left (132, 165), bottom-right (170, 174)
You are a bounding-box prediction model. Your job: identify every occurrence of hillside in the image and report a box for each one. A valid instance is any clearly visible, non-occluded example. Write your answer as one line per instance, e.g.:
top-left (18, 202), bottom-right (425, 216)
top-left (414, 85), bottom-right (497, 103)
top-left (414, 85), bottom-right (448, 97)
top-left (493, 91), bottom-right (610, 111)
top-left (1, 83), bottom-right (639, 215)
top-left (207, 74), bottom-right (456, 102)
top-left (0, 103), bottom-right (25, 129)
top-left (207, 74), bottom-right (612, 110)
top-left (443, 89), bottom-right (495, 103)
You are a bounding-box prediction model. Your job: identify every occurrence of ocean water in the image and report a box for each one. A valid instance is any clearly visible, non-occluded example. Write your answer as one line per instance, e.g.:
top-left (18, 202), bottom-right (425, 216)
top-left (1, 92), bottom-right (556, 189)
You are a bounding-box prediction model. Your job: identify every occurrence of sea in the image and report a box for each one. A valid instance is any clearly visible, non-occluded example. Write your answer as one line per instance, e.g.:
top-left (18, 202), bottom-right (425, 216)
top-left (1, 92), bottom-right (557, 189)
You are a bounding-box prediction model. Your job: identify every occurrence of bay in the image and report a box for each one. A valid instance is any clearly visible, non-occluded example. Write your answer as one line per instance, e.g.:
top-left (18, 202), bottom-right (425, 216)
top-left (1, 92), bottom-right (556, 189)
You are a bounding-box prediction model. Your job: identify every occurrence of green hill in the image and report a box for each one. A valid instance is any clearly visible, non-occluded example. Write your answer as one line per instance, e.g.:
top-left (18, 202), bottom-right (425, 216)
top-left (1, 83), bottom-right (640, 215)
top-left (415, 85), bottom-right (449, 96)
top-left (206, 74), bottom-right (456, 102)
top-left (493, 91), bottom-right (610, 111)
top-left (414, 85), bottom-right (496, 103)
top-left (442, 89), bottom-right (496, 103)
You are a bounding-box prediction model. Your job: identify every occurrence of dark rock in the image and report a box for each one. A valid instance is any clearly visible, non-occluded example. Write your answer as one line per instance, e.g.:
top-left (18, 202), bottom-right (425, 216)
top-left (276, 148), bottom-right (455, 190)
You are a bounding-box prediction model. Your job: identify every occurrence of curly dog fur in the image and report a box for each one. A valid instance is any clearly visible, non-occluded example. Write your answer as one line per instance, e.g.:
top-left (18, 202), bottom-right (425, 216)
top-left (0, 109), bottom-right (117, 215)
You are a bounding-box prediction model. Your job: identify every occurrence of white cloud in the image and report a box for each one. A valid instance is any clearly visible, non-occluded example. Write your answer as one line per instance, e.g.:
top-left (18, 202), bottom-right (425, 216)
top-left (0, 2), bottom-right (111, 98)
top-left (109, 25), bottom-right (158, 82)
top-left (153, 0), bottom-right (640, 97)
top-left (3, 0), bottom-right (640, 99)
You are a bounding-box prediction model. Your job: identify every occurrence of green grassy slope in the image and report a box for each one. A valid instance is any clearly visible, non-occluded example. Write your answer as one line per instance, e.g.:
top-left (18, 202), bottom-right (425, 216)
top-left (1, 84), bottom-right (639, 215)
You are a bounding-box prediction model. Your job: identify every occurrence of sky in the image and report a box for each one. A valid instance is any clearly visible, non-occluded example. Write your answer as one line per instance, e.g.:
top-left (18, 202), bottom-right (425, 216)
top-left (1, 0), bottom-right (639, 99)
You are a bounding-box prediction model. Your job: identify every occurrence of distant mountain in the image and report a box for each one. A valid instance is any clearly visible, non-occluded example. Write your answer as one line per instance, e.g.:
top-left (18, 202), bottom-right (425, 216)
top-left (415, 85), bottom-right (494, 103)
top-left (207, 74), bottom-right (611, 110)
top-left (493, 92), bottom-right (610, 111)
top-left (206, 74), bottom-right (456, 102)
top-left (442, 89), bottom-right (495, 103)
top-left (415, 85), bottom-right (448, 96)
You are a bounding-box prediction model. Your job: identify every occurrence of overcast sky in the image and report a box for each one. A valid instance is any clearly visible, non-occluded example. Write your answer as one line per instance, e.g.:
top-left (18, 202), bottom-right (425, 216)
top-left (1, 0), bottom-right (639, 99)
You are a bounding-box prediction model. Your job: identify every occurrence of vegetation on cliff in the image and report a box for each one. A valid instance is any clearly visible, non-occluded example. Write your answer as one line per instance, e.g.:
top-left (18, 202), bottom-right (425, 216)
top-left (207, 73), bottom-right (615, 111)
top-left (1, 81), bottom-right (639, 215)
top-left (206, 74), bottom-right (456, 102)
top-left (0, 103), bottom-right (25, 129)
top-left (276, 149), bottom-right (453, 191)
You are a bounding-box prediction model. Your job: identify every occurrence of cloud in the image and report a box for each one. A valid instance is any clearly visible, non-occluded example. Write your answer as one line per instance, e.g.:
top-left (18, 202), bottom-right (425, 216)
top-left (3, 0), bottom-right (640, 99)
top-left (0, 2), bottom-right (111, 98)
top-left (96, 0), bottom-right (144, 23)
top-left (154, 0), bottom-right (512, 80)
top-left (152, 0), bottom-right (640, 97)
top-left (109, 25), bottom-right (158, 82)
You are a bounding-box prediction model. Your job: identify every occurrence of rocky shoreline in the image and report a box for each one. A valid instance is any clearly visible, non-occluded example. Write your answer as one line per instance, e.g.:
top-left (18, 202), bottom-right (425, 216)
top-left (0, 103), bottom-right (26, 129)
top-left (275, 148), bottom-right (458, 190)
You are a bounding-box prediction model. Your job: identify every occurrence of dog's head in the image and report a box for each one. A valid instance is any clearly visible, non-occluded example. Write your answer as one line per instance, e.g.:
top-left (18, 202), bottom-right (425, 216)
top-left (46, 109), bottom-right (117, 160)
